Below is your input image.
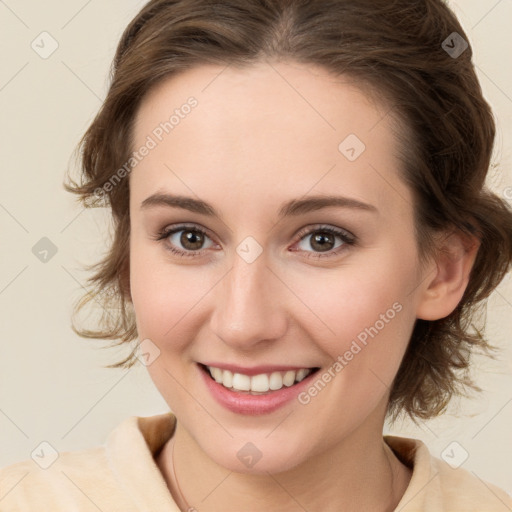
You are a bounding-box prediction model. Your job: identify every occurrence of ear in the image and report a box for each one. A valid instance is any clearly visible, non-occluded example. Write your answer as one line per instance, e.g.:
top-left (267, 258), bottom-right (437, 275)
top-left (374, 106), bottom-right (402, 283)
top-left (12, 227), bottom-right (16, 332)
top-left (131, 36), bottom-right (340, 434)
top-left (415, 230), bottom-right (480, 321)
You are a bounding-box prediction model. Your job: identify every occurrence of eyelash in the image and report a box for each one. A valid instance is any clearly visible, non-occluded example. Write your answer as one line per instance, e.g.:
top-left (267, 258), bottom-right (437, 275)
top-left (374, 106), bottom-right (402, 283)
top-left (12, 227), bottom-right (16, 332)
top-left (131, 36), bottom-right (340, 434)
top-left (153, 223), bottom-right (356, 260)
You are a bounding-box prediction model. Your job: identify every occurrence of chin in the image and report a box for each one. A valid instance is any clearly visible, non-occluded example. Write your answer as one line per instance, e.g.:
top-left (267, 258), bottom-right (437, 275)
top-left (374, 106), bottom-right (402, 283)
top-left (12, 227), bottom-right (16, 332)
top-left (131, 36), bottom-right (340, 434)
top-left (200, 435), bottom-right (311, 475)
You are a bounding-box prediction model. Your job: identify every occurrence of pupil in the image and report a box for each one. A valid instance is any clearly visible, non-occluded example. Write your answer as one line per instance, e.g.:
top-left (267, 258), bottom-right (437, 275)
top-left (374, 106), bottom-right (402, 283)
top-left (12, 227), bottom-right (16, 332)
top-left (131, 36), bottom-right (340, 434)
top-left (181, 230), bottom-right (203, 250)
top-left (311, 232), bottom-right (334, 252)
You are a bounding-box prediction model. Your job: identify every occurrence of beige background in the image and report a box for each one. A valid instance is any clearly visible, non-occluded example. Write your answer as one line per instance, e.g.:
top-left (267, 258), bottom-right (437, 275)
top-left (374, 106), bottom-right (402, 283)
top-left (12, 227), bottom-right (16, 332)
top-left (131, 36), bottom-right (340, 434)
top-left (1, 0), bottom-right (511, 496)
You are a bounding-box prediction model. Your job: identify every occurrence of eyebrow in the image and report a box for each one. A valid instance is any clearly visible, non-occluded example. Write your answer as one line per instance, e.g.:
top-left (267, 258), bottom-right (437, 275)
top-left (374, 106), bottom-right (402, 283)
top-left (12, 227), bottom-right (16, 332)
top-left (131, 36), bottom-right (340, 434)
top-left (140, 193), bottom-right (378, 219)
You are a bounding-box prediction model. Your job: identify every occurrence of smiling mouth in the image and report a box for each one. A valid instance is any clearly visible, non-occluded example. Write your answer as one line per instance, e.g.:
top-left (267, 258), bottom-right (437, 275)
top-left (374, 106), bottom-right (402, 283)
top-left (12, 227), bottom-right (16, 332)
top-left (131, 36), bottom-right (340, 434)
top-left (199, 363), bottom-right (320, 395)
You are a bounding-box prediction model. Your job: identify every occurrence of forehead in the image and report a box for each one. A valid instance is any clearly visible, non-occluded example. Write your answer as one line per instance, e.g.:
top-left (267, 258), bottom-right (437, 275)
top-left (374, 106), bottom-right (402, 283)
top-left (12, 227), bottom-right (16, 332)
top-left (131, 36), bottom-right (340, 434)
top-left (130, 61), bottom-right (411, 220)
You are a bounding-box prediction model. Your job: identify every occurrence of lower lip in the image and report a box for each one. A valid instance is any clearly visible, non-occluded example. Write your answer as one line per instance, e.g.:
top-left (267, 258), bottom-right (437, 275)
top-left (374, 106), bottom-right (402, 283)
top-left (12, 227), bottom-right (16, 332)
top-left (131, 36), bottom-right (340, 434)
top-left (199, 364), bottom-right (318, 415)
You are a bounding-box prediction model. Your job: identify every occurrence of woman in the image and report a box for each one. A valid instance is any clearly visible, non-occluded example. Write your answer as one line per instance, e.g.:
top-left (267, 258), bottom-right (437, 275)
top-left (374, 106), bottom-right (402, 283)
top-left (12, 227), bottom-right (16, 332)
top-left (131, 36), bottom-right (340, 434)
top-left (1, 0), bottom-right (512, 510)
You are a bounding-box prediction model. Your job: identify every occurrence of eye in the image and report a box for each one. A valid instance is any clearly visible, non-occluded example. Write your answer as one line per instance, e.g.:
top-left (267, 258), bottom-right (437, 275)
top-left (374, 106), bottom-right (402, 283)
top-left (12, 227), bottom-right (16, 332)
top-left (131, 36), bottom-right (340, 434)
top-left (293, 225), bottom-right (356, 258)
top-left (155, 224), bottom-right (216, 258)
top-left (153, 223), bottom-right (356, 260)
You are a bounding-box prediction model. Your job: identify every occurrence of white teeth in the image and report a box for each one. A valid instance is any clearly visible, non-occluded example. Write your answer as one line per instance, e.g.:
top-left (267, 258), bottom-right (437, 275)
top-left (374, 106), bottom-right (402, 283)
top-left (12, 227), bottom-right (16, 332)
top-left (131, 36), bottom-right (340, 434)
top-left (269, 371), bottom-right (283, 390)
top-left (206, 366), bottom-right (314, 393)
top-left (211, 367), bottom-right (223, 383)
top-left (283, 370), bottom-right (295, 387)
top-left (250, 374), bottom-right (269, 392)
top-left (222, 369), bottom-right (233, 388)
top-left (296, 368), bottom-right (309, 382)
top-left (232, 373), bottom-right (251, 391)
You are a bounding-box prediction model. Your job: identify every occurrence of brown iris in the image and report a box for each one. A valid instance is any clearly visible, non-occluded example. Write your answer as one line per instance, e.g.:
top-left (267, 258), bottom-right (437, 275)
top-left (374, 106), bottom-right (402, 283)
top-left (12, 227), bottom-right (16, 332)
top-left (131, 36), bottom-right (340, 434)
top-left (310, 232), bottom-right (335, 252)
top-left (180, 230), bottom-right (204, 250)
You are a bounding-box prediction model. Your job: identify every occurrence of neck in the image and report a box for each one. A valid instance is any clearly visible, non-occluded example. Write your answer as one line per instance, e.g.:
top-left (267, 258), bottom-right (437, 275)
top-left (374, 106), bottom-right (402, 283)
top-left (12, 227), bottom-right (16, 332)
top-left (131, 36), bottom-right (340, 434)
top-left (156, 418), bottom-right (412, 512)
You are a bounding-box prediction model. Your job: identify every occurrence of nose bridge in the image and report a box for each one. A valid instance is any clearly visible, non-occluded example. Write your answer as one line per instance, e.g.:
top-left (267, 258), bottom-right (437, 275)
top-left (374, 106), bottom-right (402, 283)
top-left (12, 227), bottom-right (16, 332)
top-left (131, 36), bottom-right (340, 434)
top-left (210, 250), bottom-right (287, 348)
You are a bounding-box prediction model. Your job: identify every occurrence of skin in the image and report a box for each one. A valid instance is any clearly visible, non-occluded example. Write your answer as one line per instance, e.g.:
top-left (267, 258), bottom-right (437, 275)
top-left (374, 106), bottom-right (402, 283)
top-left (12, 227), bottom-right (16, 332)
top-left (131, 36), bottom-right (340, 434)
top-left (127, 61), bottom-right (478, 511)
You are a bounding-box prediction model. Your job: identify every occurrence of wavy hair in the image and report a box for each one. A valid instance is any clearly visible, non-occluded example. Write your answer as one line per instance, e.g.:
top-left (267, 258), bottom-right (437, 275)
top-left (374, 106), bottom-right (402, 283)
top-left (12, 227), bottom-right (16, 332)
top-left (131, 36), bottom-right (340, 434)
top-left (64, 0), bottom-right (512, 420)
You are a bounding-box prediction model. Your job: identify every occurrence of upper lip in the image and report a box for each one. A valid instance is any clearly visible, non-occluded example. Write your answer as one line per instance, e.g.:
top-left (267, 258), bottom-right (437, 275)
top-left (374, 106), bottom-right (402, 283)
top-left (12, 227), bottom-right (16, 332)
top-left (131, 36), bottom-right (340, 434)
top-left (199, 362), bottom-right (318, 376)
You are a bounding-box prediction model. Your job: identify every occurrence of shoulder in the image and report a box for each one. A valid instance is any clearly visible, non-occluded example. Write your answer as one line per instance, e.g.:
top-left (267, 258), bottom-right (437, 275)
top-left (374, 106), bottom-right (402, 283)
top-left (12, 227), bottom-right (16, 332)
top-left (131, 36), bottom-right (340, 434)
top-left (0, 413), bottom-right (177, 511)
top-left (385, 435), bottom-right (512, 511)
top-left (0, 445), bottom-right (130, 511)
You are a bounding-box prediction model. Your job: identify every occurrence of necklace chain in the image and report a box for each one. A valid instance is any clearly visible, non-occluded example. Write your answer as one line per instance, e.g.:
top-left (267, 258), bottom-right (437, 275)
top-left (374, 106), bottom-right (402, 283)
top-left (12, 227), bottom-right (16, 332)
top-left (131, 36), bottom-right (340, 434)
top-left (169, 437), bottom-right (401, 511)
top-left (171, 438), bottom-right (193, 511)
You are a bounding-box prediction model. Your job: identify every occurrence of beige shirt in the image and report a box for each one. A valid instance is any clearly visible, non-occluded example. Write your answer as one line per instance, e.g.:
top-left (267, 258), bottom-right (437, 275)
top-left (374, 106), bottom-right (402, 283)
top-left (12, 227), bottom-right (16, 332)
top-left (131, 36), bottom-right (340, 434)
top-left (1, 412), bottom-right (511, 511)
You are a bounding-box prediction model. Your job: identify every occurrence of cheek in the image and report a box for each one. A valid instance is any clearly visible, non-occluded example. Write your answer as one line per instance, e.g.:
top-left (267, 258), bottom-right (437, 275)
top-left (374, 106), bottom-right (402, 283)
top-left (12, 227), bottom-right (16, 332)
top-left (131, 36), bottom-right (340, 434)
top-left (129, 241), bottom-right (204, 345)
top-left (128, 245), bottom-right (207, 408)
top-left (281, 251), bottom-right (418, 400)
top-left (283, 256), bottom-right (416, 351)
top-left (290, 277), bottom-right (415, 424)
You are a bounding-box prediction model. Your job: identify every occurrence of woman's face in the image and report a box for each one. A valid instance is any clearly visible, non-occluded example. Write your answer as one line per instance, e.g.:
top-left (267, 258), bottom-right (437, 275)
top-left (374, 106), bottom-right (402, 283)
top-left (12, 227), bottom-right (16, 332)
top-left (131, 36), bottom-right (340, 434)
top-left (129, 61), bottom-right (429, 473)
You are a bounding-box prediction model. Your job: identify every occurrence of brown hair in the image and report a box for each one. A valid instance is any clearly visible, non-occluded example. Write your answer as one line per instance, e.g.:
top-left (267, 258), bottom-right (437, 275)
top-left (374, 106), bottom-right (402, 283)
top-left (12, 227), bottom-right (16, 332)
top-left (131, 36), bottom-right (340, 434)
top-left (65, 0), bottom-right (512, 420)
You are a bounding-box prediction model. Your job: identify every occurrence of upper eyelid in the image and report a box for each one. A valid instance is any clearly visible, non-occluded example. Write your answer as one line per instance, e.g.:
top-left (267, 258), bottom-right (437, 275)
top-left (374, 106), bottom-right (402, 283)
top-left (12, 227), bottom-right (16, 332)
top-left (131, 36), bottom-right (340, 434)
top-left (164, 223), bottom-right (215, 239)
top-left (294, 224), bottom-right (354, 240)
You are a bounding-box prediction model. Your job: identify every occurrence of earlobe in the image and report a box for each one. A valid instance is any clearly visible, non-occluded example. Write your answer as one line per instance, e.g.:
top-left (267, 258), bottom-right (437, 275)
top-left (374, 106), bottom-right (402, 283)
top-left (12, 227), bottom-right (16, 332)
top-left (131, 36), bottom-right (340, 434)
top-left (416, 231), bottom-right (480, 321)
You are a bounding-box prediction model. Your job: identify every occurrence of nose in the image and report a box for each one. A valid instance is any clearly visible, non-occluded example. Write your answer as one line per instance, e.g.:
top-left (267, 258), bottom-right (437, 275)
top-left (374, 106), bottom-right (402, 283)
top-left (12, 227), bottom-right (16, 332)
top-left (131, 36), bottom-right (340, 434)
top-left (209, 251), bottom-right (288, 350)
